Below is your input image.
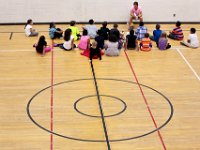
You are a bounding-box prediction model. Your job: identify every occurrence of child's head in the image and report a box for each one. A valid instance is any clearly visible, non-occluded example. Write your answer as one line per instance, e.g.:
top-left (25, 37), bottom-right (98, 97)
top-left (25, 19), bottom-right (33, 28)
top-left (176, 21), bottom-right (181, 27)
top-left (38, 35), bottom-right (45, 44)
top-left (91, 41), bottom-right (97, 49)
top-left (113, 24), bottom-right (118, 29)
top-left (109, 35), bottom-right (117, 42)
top-left (139, 21), bottom-right (144, 27)
top-left (49, 22), bottom-right (55, 28)
top-left (97, 30), bottom-right (102, 36)
top-left (133, 1), bottom-right (139, 9)
top-left (190, 28), bottom-right (196, 34)
top-left (89, 19), bottom-right (94, 25)
top-left (161, 32), bottom-right (167, 38)
top-left (70, 20), bottom-right (76, 26)
top-left (82, 29), bottom-right (88, 36)
top-left (102, 21), bottom-right (108, 28)
top-left (156, 24), bottom-right (160, 30)
top-left (64, 29), bottom-right (72, 41)
top-left (144, 33), bottom-right (149, 38)
top-left (27, 19), bottom-right (33, 25)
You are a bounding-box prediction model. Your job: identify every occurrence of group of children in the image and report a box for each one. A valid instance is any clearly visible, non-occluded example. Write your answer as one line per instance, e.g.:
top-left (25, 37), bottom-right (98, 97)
top-left (25, 19), bottom-right (199, 60)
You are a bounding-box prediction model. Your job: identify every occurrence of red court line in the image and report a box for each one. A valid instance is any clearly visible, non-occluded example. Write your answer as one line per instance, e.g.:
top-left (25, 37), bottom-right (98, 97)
top-left (50, 40), bottom-right (54, 150)
top-left (124, 50), bottom-right (167, 150)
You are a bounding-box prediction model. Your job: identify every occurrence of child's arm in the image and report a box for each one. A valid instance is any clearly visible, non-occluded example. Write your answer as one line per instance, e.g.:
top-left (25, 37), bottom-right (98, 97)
top-left (42, 46), bottom-right (45, 56)
top-left (71, 39), bottom-right (75, 50)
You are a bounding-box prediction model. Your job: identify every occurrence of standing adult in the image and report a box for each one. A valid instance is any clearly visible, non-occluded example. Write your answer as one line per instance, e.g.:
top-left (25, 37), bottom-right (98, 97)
top-left (129, 2), bottom-right (143, 26)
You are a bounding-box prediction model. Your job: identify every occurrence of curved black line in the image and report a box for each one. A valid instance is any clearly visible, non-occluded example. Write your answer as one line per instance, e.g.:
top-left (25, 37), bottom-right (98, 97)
top-left (74, 95), bottom-right (127, 118)
top-left (27, 78), bottom-right (174, 143)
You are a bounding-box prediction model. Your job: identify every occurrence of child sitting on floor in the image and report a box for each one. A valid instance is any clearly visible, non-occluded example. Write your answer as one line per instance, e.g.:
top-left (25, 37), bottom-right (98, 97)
top-left (158, 32), bottom-right (171, 50)
top-left (140, 33), bottom-right (152, 51)
top-left (168, 21), bottom-right (184, 40)
top-left (78, 29), bottom-right (90, 50)
top-left (89, 41), bottom-right (102, 61)
top-left (33, 35), bottom-right (51, 55)
top-left (180, 28), bottom-right (199, 48)
top-left (68, 20), bottom-right (81, 41)
top-left (150, 24), bottom-right (162, 46)
top-left (49, 22), bottom-right (63, 39)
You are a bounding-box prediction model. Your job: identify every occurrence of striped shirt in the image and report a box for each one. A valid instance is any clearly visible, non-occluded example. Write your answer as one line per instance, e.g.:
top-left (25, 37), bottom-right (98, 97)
top-left (140, 38), bottom-right (152, 51)
top-left (172, 27), bottom-right (184, 40)
top-left (136, 26), bottom-right (148, 40)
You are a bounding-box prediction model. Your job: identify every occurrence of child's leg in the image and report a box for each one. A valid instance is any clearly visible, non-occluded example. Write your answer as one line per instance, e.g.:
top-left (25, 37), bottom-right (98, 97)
top-left (45, 47), bottom-right (52, 52)
top-left (168, 33), bottom-right (175, 39)
top-left (166, 43), bottom-right (171, 49)
top-left (150, 36), bottom-right (155, 41)
top-left (29, 31), bottom-right (39, 37)
top-left (180, 41), bottom-right (191, 47)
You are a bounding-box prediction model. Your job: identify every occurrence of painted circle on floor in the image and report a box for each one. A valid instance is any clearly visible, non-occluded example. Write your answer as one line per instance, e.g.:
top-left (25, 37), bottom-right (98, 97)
top-left (27, 78), bottom-right (174, 142)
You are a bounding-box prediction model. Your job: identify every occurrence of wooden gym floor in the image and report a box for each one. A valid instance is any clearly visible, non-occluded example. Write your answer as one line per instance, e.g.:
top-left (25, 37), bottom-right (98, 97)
top-left (0, 24), bottom-right (200, 150)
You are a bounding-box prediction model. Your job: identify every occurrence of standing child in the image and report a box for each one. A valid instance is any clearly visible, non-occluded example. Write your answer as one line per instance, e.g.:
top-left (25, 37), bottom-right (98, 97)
top-left (49, 22), bottom-right (63, 39)
top-left (68, 20), bottom-right (80, 41)
top-left (33, 35), bottom-right (51, 55)
top-left (83, 19), bottom-right (98, 39)
top-left (100, 21), bottom-right (110, 40)
top-left (158, 32), bottom-right (171, 50)
top-left (78, 29), bottom-right (90, 50)
top-left (89, 41), bottom-right (102, 61)
top-left (180, 28), bottom-right (199, 48)
top-left (168, 21), bottom-right (184, 40)
top-left (59, 29), bottom-right (76, 51)
top-left (150, 24), bottom-right (162, 46)
top-left (24, 19), bottom-right (38, 37)
top-left (140, 33), bottom-right (152, 51)
top-left (125, 29), bottom-right (137, 50)
top-left (135, 22), bottom-right (148, 41)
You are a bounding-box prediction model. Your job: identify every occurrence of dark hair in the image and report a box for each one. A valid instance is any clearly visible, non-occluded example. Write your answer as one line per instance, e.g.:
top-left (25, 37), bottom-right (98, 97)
top-left (176, 21), bottom-right (181, 27)
top-left (190, 28), bottom-right (196, 34)
top-left (70, 20), bottom-right (76, 26)
top-left (37, 35), bottom-right (46, 47)
top-left (156, 24), bottom-right (160, 30)
top-left (49, 22), bottom-right (55, 28)
top-left (130, 29), bottom-right (135, 38)
top-left (82, 29), bottom-right (88, 36)
top-left (113, 24), bottom-right (118, 28)
top-left (89, 19), bottom-right (94, 25)
top-left (144, 33), bottom-right (149, 38)
top-left (133, 1), bottom-right (138, 6)
top-left (97, 29), bottom-right (102, 36)
top-left (109, 34), bottom-right (117, 42)
top-left (24, 19), bottom-right (32, 29)
top-left (102, 21), bottom-right (108, 28)
top-left (139, 21), bottom-right (144, 26)
top-left (64, 29), bottom-right (72, 41)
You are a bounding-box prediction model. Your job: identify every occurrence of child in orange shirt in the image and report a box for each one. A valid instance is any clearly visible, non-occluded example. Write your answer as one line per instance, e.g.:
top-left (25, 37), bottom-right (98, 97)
top-left (140, 33), bottom-right (152, 51)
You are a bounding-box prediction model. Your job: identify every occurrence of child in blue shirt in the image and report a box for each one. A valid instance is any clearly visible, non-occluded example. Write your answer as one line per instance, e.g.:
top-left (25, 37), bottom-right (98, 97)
top-left (150, 24), bottom-right (162, 46)
top-left (49, 22), bottom-right (63, 39)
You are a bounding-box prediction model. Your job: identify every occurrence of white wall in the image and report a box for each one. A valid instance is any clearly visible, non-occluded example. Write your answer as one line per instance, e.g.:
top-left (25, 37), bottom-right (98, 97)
top-left (0, 0), bottom-right (199, 23)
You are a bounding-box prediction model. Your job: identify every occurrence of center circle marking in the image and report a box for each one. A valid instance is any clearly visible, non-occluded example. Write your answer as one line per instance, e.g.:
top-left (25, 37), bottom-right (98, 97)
top-left (27, 78), bottom-right (174, 142)
top-left (74, 95), bottom-right (127, 118)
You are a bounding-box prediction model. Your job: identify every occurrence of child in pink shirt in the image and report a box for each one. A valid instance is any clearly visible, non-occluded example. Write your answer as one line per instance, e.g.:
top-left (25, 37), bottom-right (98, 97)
top-left (78, 29), bottom-right (90, 50)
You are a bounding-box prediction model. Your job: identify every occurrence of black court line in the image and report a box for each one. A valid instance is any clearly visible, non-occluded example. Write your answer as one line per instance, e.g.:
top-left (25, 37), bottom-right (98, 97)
top-left (90, 61), bottom-right (111, 150)
top-left (9, 32), bottom-right (13, 40)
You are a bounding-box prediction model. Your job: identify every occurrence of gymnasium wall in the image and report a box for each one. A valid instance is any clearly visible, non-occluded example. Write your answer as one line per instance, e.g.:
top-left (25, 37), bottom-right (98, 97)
top-left (0, 0), bottom-right (199, 23)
